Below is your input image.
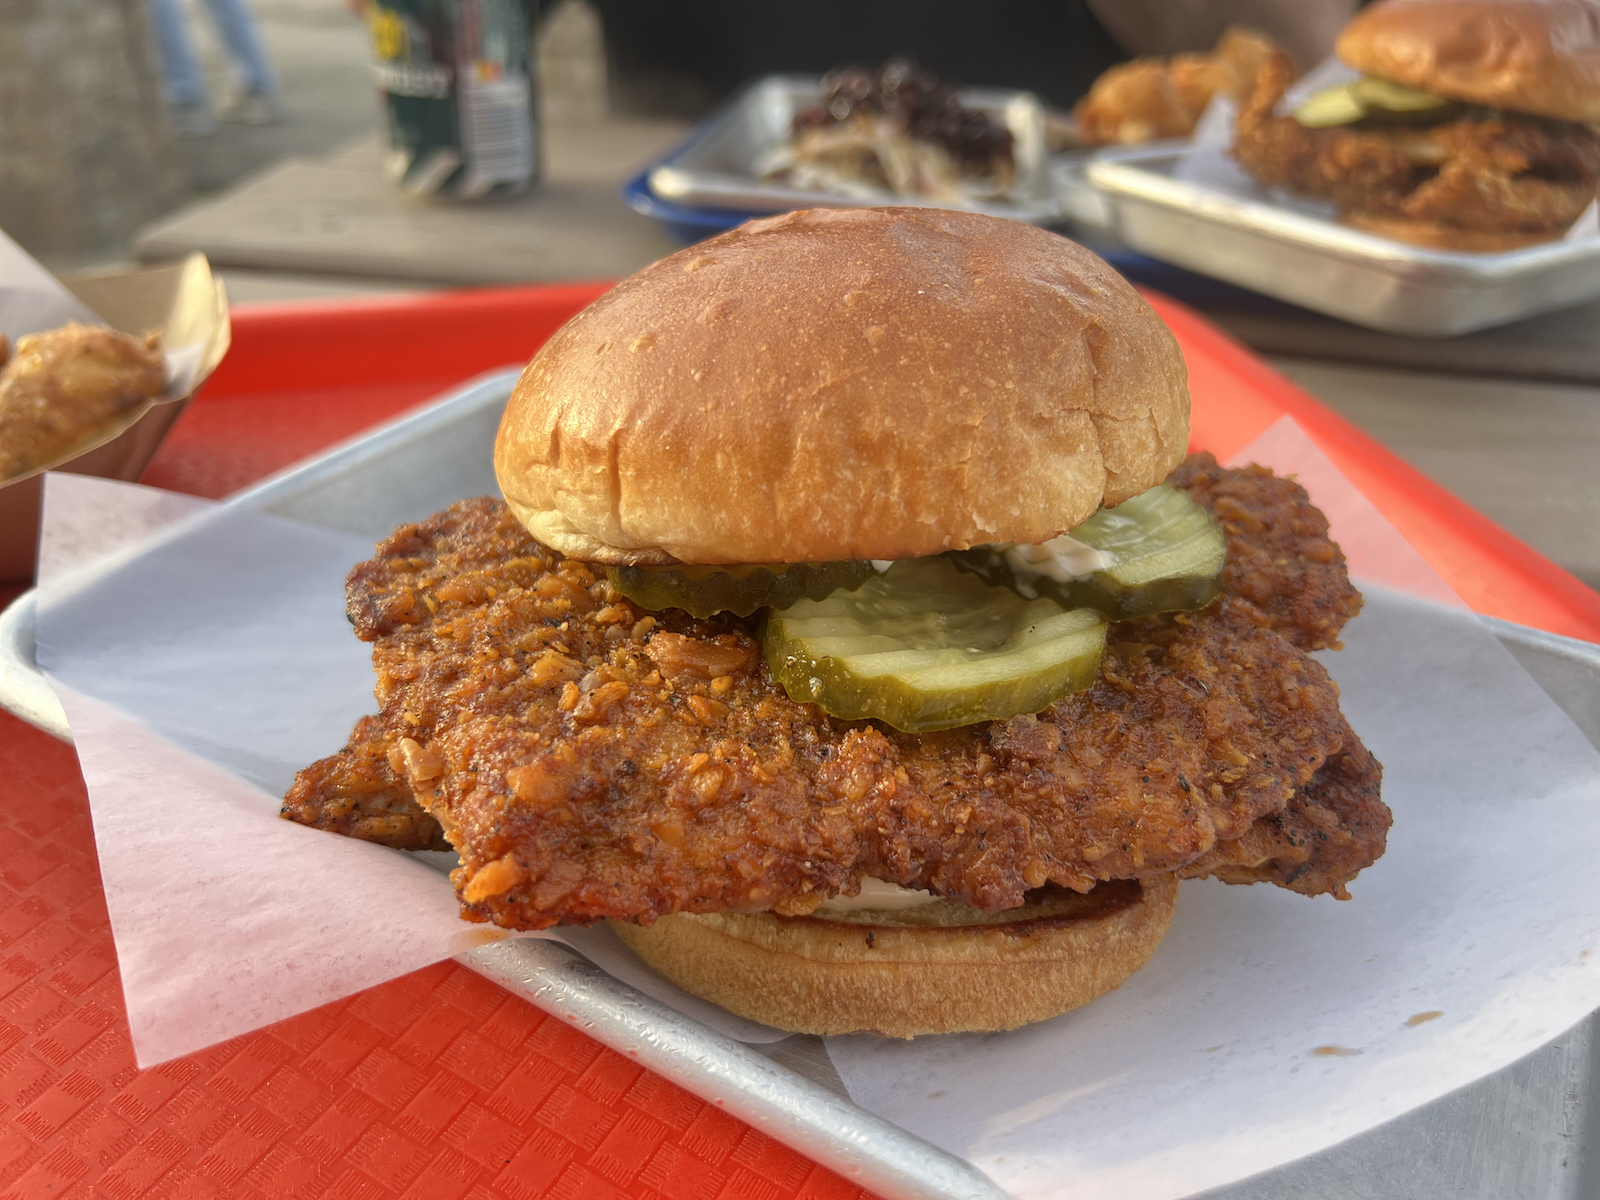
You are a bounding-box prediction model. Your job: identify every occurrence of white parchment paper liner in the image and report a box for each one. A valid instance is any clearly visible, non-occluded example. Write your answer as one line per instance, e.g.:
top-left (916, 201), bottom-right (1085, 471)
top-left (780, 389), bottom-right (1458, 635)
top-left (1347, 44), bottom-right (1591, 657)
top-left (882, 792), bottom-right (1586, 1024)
top-left (824, 419), bottom-right (1600, 1199)
top-left (0, 229), bottom-right (101, 337)
top-left (0, 226), bottom-right (227, 400)
top-left (0, 226), bottom-right (231, 580)
top-left (32, 475), bottom-right (791, 1057)
top-left (29, 416), bottom-right (1600, 1199)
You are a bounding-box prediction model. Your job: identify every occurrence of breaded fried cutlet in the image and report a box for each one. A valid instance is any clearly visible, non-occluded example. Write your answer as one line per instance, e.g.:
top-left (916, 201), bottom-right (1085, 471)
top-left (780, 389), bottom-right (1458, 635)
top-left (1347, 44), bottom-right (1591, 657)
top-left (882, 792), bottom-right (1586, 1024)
top-left (283, 458), bottom-right (1387, 928)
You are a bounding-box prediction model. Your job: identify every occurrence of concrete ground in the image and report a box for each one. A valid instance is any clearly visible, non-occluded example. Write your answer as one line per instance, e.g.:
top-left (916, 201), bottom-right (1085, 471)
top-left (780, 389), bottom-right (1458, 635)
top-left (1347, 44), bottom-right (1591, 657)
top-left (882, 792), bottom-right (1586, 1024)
top-left (148, 0), bottom-right (665, 299)
top-left (168, 0), bottom-right (378, 197)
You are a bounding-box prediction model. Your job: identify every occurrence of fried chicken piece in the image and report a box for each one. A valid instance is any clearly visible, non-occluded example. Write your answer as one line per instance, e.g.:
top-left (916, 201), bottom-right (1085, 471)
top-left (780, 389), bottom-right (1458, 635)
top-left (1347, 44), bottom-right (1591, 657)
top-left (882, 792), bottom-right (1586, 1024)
top-left (0, 323), bottom-right (166, 481)
top-left (1172, 452), bottom-right (1363, 651)
top-left (1210, 27), bottom-right (1279, 95)
top-left (1180, 737), bottom-right (1387, 900)
top-left (1232, 50), bottom-right (1600, 239)
top-left (285, 459), bottom-right (1381, 929)
top-left (1075, 60), bottom-right (1206, 145)
top-left (1075, 27), bottom-right (1282, 146)
top-left (282, 716), bottom-right (450, 851)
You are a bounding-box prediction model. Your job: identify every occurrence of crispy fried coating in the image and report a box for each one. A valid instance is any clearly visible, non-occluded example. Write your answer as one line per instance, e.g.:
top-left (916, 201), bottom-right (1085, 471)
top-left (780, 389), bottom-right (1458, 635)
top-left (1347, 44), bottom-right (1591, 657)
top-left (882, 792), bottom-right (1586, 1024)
top-left (1075, 27), bottom-right (1281, 146)
top-left (1172, 451), bottom-right (1363, 651)
top-left (0, 323), bottom-right (166, 481)
top-left (1180, 738), bottom-right (1387, 900)
top-left (283, 458), bottom-right (1386, 929)
top-left (1232, 51), bottom-right (1600, 239)
top-left (282, 716), bottom-right (450, 851)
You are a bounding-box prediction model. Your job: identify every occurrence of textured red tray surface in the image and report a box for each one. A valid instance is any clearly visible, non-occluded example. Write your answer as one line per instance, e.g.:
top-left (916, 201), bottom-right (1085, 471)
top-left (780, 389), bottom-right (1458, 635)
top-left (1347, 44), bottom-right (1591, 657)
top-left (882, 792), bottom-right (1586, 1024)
top-left (3, 283), bottom-right (1597, 1200)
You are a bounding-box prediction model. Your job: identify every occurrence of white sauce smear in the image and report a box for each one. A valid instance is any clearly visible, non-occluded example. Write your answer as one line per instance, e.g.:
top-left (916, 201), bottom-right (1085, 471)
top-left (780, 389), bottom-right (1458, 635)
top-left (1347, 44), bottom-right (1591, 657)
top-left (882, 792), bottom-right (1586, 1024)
top-left (1001, 535), bottom-right (1112, 598)
top-left (815, 876), bottom-right (939, 914)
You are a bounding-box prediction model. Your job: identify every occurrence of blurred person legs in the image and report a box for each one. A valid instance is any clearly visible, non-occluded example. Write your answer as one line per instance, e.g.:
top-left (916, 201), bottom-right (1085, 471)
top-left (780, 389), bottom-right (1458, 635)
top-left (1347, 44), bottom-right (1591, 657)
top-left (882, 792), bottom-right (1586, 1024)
top-left (149, 0), bottom-right (220, 135)
top-left (205, 0), bottom-right (289, 124)
top-left (148, 0), bottom-right (287, 132)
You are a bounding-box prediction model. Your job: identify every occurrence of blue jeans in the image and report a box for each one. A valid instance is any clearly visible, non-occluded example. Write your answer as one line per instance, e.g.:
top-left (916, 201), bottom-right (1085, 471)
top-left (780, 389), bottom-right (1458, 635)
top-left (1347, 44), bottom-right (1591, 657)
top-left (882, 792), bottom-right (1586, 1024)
top-left (149, 0), bottom-right (281, 106)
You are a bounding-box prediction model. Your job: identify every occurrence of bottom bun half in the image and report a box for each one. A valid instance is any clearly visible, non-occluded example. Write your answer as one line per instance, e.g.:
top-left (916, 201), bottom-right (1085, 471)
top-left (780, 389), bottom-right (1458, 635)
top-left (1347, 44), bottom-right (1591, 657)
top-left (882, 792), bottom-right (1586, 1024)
top-left (610, 877), bottom-right (1178, 1037)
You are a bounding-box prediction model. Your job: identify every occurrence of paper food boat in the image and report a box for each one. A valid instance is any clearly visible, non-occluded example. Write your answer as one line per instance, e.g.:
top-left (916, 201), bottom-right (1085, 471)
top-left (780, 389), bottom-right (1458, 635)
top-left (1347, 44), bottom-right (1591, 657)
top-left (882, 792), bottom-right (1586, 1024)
top-left (0, 245), bottom-right (231, 580)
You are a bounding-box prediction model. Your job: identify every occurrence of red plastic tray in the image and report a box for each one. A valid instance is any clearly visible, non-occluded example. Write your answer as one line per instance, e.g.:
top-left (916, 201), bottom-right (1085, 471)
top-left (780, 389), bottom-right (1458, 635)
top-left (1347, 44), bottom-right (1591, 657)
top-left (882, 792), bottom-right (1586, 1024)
top-left (3, 284), bottom-right (1597, 1200)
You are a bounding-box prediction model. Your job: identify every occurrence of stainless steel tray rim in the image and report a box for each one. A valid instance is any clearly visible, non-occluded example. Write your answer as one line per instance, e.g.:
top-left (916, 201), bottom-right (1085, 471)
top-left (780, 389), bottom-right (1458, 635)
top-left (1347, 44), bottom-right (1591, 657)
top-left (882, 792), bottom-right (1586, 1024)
top-left (1087, 152), bottom-right (1600, 281)
top-left (645, 74), bottom-right (1067, 223)
top-left (647, 165), bottom-right (1062, 222)
top-left (8, 371), bottom-right (1600, 1199)
top-left (0, 589), bottom-right (62, 740)
top-left (0, 373), bottom-right (1012, 1200)
top-left (1085, 144), bottom-right (1600, 333)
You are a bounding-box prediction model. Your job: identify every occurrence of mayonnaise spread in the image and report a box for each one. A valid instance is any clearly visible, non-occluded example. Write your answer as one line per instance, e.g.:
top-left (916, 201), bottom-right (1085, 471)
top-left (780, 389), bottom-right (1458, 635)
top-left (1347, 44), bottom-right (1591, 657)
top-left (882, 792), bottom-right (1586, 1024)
top-left (1000, 535), bottom-right (1113, 598)
top-left (814, 875), bottom-right (940, 914)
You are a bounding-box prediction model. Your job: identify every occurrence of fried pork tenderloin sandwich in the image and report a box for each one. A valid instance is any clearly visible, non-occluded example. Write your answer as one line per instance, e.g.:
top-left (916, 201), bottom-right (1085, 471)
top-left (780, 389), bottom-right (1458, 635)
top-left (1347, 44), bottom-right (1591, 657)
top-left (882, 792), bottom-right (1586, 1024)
top-left (1234, 0), bottom-right (1600, 250)
top-left (283, 207), bottom-right (1389, 1037)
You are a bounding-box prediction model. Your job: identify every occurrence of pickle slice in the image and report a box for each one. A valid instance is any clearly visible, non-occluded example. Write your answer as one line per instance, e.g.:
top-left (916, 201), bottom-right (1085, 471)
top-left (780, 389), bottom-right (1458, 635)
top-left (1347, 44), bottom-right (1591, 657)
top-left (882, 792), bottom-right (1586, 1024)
top-left (1295, 78), bottom-right (1453, 127)
top-left (763, 556), bottom-right (1106, 732)
top-left (1350, 77), bottom-right (1452, 113)
top-left (1294, 84), bottom-right (1368, 128)
top-left (955, 483), bottom-right (1226, 619)
top-left (607, 560), bottom-right (875, 618)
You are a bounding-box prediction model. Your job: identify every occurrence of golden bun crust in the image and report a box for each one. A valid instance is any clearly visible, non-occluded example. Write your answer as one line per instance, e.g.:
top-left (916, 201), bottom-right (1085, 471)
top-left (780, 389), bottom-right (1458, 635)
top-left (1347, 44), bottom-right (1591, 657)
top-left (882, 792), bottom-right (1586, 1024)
top-left (1342, 208), bottom-right (1570, 248)
top-left (495, 208), bottom-right (1190, 565)
top-left (610, 878), bottom-right (1177, 1037)
top-left (1337, 0), bottom-right (1600, 122)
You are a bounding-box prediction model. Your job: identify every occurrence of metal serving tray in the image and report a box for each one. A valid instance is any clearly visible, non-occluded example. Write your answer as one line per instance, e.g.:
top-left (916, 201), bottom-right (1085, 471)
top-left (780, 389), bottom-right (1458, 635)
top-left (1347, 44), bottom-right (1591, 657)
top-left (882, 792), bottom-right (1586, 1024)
top-left (645, 75), bottom-right (1061, 224)
top-left (5, 373), bottom-right (1600, 1199)
top-left (1087, 145), bottom-right (1600, 336)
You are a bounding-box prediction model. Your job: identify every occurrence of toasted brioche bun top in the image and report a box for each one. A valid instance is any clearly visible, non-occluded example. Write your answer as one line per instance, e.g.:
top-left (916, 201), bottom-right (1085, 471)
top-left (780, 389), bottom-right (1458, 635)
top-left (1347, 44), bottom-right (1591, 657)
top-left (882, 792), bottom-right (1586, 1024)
top-left (494, 207), bottom-right (1190, 565)
top-left (1338, 0), bottom-right (1600, 123)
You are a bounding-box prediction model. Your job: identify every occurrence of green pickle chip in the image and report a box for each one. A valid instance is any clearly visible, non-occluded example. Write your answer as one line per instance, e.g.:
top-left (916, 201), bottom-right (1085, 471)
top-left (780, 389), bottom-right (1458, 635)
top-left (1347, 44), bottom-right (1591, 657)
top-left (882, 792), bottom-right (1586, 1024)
top-left (608, 559), bottom-right (876, 618)
top-left (1294, 76), bottom-right (1453, 127)
top-left (955, 482), bottom-right (1227, 619)
top-left (1294, 84), bottom-right (1368, 128)
top-left (763, 556), bottom-right (1107, 733)
top-left (1350, 76), bottom-right (1452, 112)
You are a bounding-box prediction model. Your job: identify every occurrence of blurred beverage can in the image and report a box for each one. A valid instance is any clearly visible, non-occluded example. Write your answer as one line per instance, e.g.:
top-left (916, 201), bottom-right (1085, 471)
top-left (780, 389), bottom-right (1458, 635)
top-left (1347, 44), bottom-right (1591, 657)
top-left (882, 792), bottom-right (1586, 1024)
top-left (367, 0), bottom-right (540, 200)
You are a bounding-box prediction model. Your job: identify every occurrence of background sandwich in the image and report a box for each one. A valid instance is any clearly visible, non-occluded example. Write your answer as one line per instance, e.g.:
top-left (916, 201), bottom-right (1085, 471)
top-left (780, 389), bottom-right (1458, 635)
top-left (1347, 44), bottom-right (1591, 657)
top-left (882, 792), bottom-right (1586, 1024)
top-left (1233, 0), bottom-right (1600, 250)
